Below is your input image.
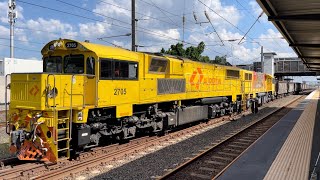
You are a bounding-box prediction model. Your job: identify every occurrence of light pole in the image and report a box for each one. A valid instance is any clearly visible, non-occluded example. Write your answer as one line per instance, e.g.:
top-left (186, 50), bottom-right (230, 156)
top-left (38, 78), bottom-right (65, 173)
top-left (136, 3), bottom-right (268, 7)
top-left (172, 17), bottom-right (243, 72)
top-left (8, 0), bottom-right (17, 59)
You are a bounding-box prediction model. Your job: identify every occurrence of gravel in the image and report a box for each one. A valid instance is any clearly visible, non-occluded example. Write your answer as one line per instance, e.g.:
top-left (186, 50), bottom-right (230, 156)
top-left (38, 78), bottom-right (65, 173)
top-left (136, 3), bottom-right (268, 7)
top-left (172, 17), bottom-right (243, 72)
top-left (91, 95), bottom-right (300, 180)
top-left (0, 108), bottom-right (12, 160)
top-left (0, 127), bottom-right (11, 159)
top-left (0, 109), bottom-right (6, 123)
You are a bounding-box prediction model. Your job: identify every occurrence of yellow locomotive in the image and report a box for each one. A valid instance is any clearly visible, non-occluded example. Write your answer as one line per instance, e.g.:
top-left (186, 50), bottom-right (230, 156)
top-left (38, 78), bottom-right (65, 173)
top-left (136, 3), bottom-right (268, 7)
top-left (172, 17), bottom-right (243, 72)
top-left (7, 39), bottom-right (274, 162)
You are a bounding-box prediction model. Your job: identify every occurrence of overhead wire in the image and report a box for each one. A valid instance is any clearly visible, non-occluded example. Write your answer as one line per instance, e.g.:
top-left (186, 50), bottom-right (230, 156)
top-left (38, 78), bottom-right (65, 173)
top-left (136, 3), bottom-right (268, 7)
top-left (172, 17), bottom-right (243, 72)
top-left (0, 36), bottom-right (45, 45)
top-left (238, 11), bottom-right (264, 44)
top-left (17, 0), bottom-right (197, 46)
top-left (197, 0), bottom-right (273, 52)
top-left (0, 43), bottom-right (39, 52)
top-left (197, 0), bottom-right (280, 61)
top-left (148, 0), bottom-right (180, 27)
top-left (234, 0), bottom-right (288, 52)
top-left (12, 0), bottom-right (268, 64)
top-left (138, 0), bottom-right (228, 58)
top-left (54, 0), bottom-right (199, 45)
top-left (98, 0), bottom-right (192, 32)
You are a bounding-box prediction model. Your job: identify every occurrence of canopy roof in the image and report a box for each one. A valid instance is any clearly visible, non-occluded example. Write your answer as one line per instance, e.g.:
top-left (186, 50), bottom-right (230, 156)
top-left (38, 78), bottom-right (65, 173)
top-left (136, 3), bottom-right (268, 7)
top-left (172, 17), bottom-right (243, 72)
top-left (257, 0), bottom-right (320, 71)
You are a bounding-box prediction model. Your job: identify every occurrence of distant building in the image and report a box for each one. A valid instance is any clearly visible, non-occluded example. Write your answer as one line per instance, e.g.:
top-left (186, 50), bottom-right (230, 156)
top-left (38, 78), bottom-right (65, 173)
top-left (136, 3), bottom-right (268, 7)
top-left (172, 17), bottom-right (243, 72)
top-left (0, 58), bottom-right (42, 76)
top-left (253, 62), bottom-right (262, 72)
top-left (236, 64), bottom-right (253, 71)
top-left (0, 58), bottom-right (42, 104)
top-left (263, 52), bottom-right (276, 75)
top-left (274, 57), bottom-right (308, 73)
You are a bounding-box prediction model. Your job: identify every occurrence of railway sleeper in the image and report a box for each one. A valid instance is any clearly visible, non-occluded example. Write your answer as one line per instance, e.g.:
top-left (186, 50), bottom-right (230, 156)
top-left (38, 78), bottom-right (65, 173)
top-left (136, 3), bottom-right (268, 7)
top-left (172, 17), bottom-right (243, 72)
top-left (222, 148), bottom-right (243, 153)
top-left (205, 160), bottom-right (226, 166)
top-left (190, 172), bottom-right (212, 179)
top-left (211, 155), bottom-right (234, 161)
top-left (217, 151), bottom-right (239, 157)
top-left (199, 166), bottom-right (219, 172)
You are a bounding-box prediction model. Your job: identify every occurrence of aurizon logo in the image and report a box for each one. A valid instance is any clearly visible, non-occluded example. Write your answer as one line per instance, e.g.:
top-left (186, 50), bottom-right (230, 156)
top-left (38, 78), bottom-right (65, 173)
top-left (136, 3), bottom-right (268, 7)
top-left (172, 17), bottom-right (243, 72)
top-left (189, 68), bottom-right (203, 89)
top-left (29, 85), bottom-right (39, 96)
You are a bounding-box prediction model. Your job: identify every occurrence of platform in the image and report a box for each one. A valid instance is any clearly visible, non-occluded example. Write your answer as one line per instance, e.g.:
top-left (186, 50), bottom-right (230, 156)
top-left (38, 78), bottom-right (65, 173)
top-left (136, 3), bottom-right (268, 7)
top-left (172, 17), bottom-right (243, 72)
top-left (218, 90), bottom-right (320, 180)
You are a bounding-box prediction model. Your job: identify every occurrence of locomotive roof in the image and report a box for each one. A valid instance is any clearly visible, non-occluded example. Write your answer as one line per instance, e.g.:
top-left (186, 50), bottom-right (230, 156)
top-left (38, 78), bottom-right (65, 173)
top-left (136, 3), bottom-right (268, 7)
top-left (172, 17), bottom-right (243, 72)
top-left (41, 39), bottom-right (273, 77)
top-left (41, 39), bottom-right (140, 59)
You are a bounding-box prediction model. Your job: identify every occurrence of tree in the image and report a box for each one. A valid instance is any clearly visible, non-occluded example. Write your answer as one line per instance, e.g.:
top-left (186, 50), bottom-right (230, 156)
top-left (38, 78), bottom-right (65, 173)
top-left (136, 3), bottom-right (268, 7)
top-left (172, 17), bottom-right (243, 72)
top-left (160, 42), bottom-right (231, 65)
top-left (211, 55), bottom-right (232, 66)
top-left (161, 41), bottom-right (210, 62)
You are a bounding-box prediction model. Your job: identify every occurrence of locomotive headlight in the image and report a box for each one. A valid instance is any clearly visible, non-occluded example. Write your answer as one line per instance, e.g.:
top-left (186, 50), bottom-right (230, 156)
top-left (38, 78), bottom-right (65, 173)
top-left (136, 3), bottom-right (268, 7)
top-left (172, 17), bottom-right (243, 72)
top-left (77, 112), bottom-right (83, 121)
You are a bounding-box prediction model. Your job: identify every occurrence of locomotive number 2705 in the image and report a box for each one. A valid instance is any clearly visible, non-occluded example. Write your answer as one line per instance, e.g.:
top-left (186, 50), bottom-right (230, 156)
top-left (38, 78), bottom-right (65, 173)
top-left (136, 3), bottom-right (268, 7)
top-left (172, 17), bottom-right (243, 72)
top-left (114, 88), bottom-right (127, 95)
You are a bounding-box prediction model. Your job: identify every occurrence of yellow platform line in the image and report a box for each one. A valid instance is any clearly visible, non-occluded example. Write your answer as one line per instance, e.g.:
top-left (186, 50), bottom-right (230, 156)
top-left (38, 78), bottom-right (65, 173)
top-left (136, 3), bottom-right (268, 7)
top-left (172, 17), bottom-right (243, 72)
top-left (264, 90), bottom-right (319, 180)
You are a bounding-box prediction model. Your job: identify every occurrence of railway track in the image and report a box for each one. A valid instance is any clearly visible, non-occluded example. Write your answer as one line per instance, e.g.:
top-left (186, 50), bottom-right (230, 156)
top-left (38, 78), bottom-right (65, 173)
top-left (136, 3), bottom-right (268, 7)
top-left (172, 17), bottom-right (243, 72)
top-left (0, 114), bottom-right (228, 179)
top-left (160, 95), bottom-right (306, 180)
top-left (0, 94), bottom-right (306, 179)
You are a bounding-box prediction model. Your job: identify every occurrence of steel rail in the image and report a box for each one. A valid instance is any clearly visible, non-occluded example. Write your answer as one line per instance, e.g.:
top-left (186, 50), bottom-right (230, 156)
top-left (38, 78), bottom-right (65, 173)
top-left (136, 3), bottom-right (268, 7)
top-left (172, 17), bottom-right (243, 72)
top-left (159, 94), bottom-right (306, 180)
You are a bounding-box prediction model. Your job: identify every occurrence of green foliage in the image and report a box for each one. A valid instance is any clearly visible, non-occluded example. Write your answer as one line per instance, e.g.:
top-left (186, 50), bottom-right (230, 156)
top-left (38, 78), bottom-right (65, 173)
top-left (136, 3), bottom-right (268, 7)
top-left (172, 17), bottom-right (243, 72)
top-left (160, 42), bottom-right (230, 65)
top-left (211, 55), bottom-right (228, 65)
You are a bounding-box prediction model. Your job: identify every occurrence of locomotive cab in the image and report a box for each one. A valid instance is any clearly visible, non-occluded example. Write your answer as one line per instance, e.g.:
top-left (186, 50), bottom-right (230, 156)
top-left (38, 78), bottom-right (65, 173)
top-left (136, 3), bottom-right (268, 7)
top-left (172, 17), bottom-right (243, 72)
top-left (8, 39), bottom-right (99, 162)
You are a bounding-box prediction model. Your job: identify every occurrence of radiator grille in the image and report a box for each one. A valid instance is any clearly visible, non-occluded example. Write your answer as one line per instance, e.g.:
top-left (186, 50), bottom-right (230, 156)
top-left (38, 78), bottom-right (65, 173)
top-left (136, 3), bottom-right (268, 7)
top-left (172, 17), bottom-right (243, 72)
top-left (157, 78), bottom-right (186, 95)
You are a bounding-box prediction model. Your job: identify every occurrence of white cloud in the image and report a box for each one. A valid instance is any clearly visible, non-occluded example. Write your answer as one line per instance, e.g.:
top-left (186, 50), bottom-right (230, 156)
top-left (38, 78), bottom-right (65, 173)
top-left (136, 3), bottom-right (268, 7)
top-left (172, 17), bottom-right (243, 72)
top-left (249, 1), bottom-right (268, 23)
top-left (0, 0), bottom-right (296, 63)
top-left (150, 28), bottom-right (180, 41)
top-left (23, 18), bottom-right (78, 40)
top-left (193, 0), bottom-right (242, 28)
top-left (93, 0), bottom-right (131, 19)
top-left (79, 22), bottom-right (110, 39)
top-left (0, 25), bottom-right (9, 37)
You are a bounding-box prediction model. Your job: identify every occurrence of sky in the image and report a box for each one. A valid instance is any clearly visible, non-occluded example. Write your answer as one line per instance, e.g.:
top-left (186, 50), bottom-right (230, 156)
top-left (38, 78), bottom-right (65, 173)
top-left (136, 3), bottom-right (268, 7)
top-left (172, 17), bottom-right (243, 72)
top-left (0, 0), bottom-right (317, 82)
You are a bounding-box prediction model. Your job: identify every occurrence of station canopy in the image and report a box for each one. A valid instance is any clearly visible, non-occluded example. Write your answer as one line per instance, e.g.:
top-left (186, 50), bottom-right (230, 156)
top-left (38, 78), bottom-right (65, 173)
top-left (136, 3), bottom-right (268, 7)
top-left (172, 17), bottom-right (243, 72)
top-left (257, 0), bottom-right (320, 71)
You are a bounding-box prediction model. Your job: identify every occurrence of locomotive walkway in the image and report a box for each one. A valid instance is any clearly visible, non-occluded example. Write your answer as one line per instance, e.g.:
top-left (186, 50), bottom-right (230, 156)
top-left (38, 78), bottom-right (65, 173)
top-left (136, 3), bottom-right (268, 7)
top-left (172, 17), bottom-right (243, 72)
top-left (218, 89), bottom-right (320, 180)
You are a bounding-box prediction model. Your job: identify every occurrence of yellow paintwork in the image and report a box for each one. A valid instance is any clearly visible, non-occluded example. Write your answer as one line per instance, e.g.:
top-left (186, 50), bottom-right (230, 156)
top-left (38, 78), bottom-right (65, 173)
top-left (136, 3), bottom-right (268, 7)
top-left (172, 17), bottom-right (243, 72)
top-left (11, 38), bottom-right (276, 120)
top-left (9, 39), bottom-right (275, 162)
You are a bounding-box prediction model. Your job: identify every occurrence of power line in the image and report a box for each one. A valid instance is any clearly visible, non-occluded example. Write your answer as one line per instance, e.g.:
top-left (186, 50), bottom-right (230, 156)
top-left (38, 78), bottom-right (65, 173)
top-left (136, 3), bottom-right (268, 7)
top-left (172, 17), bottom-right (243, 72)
top-left (204, 11), bottom-right (224, 46)
top-left (235, 0), bottom-right (256, 19)
top-left (238, 11), bottom-right (264, 44)
top-left (0, 43), bottom-right (39, 52)
top-left (0, 36), bottom-right (45, 45)
top-left (149, 0), bottom-right (179, 27)
top-left (17, 0), bottom-right (198, 46)
top-left (198, 0), bottom-right (278, 54)
top-left (234, 0), bottom-right (288, 52)
top-left (97, 0), bottom-right (187, 31)
top-left (138, 0), bottom-right (196, 25)
top-left (55, 0), bottom-right (130, 25)
top-left (55, 0), bottom-right (190, 42)
top-left (16, 0), bottom-right (260, 63)
top-left (136, 0), bottom-right (230, 57)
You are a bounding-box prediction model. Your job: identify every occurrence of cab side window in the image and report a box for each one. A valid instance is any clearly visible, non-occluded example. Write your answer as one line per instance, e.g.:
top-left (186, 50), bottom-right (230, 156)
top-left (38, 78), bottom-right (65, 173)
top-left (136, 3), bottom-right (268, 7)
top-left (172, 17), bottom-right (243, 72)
top-left (100, 58), bottom-right (138, 80)
top-left (113, 61), bottom-right (138, 79)
top-left (86, 57), bottom-right (95, 75)
top-left (100, 59), bottom-right (112, 79)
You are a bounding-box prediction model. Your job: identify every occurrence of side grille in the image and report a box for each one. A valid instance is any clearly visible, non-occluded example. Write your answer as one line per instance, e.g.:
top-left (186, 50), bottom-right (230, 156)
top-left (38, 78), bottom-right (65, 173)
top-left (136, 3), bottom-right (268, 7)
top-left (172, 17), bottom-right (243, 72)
top-left (157, 78), bottom-right (186, 95)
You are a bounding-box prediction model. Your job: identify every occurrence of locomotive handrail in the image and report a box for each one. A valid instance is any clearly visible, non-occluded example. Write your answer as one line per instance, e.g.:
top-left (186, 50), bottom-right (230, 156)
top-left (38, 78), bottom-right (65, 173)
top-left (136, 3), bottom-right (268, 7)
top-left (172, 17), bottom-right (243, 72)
top-left (70, 75), bottom-right (74, 143)
top-left (46, 74), bottom-right (57, 144)
top-left (5, 74), bottom-right (11, 135)
top-left (69, 73), bottom-right (96, 142)
top-left (46, 74), bottom-right (57, 108)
